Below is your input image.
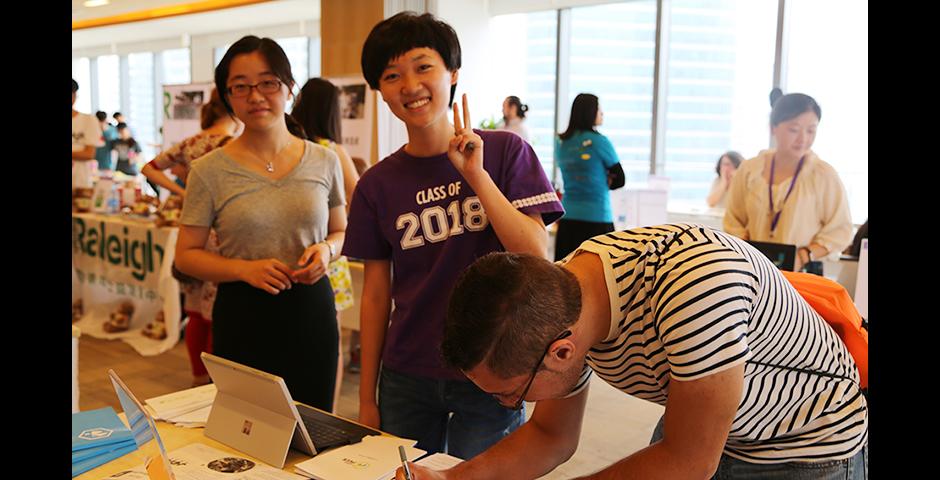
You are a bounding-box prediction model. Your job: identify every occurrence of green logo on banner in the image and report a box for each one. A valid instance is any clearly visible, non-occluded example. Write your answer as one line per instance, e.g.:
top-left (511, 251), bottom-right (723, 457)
top-left (72, 218), bottom-right (165, 282)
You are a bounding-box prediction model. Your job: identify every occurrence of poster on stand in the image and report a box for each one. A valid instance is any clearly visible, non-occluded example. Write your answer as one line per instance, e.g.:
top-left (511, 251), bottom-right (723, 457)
top-left (71, 213), bottom-right (181, 356)
top-left (162, 82), bottom-right (214, 151)
top-left (326, 77), bottom-right (374, 166)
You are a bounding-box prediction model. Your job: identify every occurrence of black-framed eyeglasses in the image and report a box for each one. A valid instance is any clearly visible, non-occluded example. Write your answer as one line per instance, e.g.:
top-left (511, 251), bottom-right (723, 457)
top-left (226, 79), bottom-right (282, 98)
top-left (502, 330), bottom-right (573, 411)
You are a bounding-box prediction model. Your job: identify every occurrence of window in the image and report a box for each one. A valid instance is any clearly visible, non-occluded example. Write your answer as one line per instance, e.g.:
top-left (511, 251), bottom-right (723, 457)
top-left (213, 45), bottom-right (230, 68)
top-left (161, 48), bottom-right (191, 85)
top-left (487, 10), bottom-right (558, 177)
top-left (72, 57), bottom-right (92, 114)
top-left (786, 0), bottom-right (868, 224)
top-left (96, 55), bottom-right (121, 116)
top-left (566, 1), bottom-right (657, 188)
top-left (128, 52), bottom-right (157, 162)
top-left (663, 0), bottom-right (778, 207)
top-left (308, 36), bottom-right (321, 78)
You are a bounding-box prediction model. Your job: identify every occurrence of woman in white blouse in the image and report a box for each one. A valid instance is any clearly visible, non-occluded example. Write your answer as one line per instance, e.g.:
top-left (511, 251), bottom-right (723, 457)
top-left (723, 93), bottom-right (852, 272)
top-left (497, 95), bottom-right (530, 142)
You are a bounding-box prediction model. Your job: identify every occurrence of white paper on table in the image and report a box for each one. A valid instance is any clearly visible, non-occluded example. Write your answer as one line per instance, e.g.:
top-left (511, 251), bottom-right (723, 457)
top-left (169, 404), bottom-right (212, 425)
top-left (101, 443), bottom-right (306, 480)
top-left (293, 435), bottom-right (422, 480)
top-left (415, 452), bottom-right (463, 470)
top-left (146, 384), bottom-right (217, 420)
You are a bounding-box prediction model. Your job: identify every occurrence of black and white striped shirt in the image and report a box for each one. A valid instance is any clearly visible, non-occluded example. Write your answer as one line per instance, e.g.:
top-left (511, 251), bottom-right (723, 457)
top-left (563, 224), bottom-right (867, 463)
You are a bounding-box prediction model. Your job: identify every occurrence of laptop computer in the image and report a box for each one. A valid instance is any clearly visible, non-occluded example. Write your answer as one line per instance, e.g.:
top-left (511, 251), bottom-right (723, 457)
top-left (200, 352), bottom-right (383, 469)
top-left (746, 240), bottom-right (797, 271)
top-left (108, 369), bottom-right (176, 480)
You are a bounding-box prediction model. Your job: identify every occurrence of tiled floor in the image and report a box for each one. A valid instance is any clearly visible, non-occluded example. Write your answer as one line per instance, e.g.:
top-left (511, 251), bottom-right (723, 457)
top-left (77, 332), bottom-right (664, 479)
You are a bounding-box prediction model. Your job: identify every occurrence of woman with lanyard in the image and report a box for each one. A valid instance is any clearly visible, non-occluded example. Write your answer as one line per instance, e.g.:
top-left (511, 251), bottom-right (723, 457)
top-left (723, 92), bottom-right (852, 273)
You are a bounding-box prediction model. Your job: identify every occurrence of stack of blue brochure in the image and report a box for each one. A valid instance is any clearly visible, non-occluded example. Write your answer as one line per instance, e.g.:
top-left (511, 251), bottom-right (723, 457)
top-left (72, 406), bottom-right (138, 477)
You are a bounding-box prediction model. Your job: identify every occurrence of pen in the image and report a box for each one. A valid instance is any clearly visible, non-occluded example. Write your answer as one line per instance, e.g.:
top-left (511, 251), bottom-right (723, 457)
top-left (398, 445), bottom-right (413, 480)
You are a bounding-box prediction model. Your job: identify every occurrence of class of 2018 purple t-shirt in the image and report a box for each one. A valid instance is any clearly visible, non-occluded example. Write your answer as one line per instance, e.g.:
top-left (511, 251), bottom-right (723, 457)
top-left (342, 129), bottom-right (564, 380)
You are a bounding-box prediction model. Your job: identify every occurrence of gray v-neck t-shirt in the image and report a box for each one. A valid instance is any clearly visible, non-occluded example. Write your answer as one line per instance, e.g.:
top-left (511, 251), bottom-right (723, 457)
top-left (181, 140), bottom-right (345, 267)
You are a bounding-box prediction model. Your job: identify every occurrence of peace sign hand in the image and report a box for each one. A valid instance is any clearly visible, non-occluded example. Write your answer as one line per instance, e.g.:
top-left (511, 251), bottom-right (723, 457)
top-left (448, 93), bottom-right (485, 179)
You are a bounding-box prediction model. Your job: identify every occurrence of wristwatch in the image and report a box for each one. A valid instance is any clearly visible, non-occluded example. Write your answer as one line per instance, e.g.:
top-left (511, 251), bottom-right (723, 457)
top-left (799, 246), bottom-right (813, 263)
top-left (322, 241), bottom-right (335, 259)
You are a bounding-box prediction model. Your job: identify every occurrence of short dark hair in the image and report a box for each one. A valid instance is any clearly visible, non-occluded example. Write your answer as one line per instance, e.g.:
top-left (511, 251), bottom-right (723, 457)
top-left (443, 252), bottom-right (582, 378)
top-left (715, 150), bottom-right (744, 175)
top-left (116, 122), bottom-right (129, 130)
top-left (72, 78), bottom-right (79, 93)
top-left (291, 78), bottom-right (343, 144)
top-left (505, 96), bottom-right (528, 119)
top-left (214, 35), bottom-right (305, 139)
top-left (95, 111), bottom-right (108, 122)
top-left (770, 93), bottom-right (821, 127)
top-left (361, 11), bottom-right (461, 105)
top-left (559, 93), bottom-right (599, 140)
top-left (113, 112), bottom-right (123, 119)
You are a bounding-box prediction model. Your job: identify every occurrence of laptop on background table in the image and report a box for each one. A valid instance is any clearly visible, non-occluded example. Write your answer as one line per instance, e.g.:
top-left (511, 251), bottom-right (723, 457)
top-left (746, 240), bottom-right (797, 271)
top-left (200, 352), bottom-right (383, 469)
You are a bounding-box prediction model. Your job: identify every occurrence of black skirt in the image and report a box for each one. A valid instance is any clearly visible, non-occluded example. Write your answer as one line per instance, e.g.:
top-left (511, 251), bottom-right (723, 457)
top-left (212, 276), bottom-right (338, 411)
top-left (554, 219), bottom-right (616, 261)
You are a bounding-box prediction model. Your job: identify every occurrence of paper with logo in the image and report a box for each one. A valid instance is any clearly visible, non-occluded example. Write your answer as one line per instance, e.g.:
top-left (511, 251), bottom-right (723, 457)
top-left (71, 212), bottom-right (181, 356)
top-left (100, 442), bottom-right (306, 480)
top-left (293, 435), bottom-right (425, 480)
top-left (73, 407), bottom-right (135, 452)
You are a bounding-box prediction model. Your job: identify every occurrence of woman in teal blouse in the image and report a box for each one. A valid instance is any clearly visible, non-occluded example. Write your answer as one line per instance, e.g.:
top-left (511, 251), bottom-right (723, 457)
top-left (554, 93), bottom-right (622, 260)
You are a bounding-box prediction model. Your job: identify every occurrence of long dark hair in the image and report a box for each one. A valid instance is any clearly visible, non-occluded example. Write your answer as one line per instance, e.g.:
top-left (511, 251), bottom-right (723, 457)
top-left (291, 78), bottom-right (342, 144)
top-left (200, 88), bottom-right (230, 130)
top-left (559, 93), bottom-right (599, 140)
top-left (505, 96), bottom-right (528, 120)
top-left (770, 92), bottom-right (821, 127)
top-left (715, 151), bottom-right (744, 175)
top-left (214, 35), bottom-right (306, 139)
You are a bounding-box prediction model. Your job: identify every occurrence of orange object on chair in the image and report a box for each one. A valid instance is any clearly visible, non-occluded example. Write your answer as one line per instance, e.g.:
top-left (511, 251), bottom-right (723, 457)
top-left (780, 271), bottom-right (868, 389)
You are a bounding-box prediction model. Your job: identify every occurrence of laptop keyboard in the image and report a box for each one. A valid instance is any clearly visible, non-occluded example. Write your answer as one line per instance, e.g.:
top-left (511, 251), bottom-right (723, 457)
top-left (301, 417), bottom-right (350, 451)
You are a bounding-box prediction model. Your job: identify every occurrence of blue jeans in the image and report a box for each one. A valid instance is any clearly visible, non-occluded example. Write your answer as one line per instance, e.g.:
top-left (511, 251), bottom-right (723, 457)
top-left (650, 416), bottom-right (867, 479)
top-left (378, 367), bottom-right (524, 460)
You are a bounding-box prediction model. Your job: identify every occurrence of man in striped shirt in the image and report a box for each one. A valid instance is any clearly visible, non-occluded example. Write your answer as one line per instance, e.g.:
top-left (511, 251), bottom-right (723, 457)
top-left (399, 224), bottom-right (867, 479)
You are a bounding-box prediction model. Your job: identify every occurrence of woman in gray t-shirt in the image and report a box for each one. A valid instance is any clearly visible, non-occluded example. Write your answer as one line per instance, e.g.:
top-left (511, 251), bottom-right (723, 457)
top-left (175, 36), bottom-right (347, 411)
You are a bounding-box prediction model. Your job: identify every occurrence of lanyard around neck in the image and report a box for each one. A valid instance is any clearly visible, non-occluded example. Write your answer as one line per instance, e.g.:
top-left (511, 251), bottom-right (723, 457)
top-left (768, 155), bottom-right (806, 233)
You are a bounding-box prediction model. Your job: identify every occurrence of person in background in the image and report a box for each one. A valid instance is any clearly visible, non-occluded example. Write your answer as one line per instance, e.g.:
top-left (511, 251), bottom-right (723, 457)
top-left (344, 12), bottom-right (564, 459)
top-left (95, 111), bottom-right (119, 172)
top-left (291, 76), bottom-right (361, 412)
top-left (141, 88), bottom-right (241, 198)
top-left (553, 93), bottom-right (622, 261)
top-left (705, 150), bottom-right (744, 208)
top-left (496, 95), bottom-right (529, 142)
top-left (72, 79), bottom-right (104, 191)
top-left (398, 224), bottom-right (867, 480)
top-left (175, 35), bottom-right (347, 411)
top-left (724, 93), bottom-right (852, 272)
top-left (142, 87), bottom-right (240, 387)
top-left (111, 123), bottom-right (142, 176)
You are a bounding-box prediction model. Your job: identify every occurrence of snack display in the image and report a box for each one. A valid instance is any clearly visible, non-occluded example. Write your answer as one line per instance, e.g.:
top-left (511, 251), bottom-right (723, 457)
top-left (124, 194), bottom-right (160, 218)
top-left (103, 301), bottom-right (134, 333)
top-left (71, 299), bottom-right (83, 323)
top-left (155, 195), bottom-right (183, 227)
top-left (141, 310), bottom-right (168, 340)
top-left (73, 188), bottom-right (94, 213)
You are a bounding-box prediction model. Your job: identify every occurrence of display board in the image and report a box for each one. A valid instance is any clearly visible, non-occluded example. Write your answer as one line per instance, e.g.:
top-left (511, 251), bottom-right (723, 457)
top-left (326, 76), bottom-right (374, 165)
top-left (161, 82), bottom-right (214, 151)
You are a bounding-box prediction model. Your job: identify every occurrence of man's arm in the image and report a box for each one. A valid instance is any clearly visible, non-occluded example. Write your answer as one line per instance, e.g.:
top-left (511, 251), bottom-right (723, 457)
top-left (576, 363), bottom-right (744, 480)
top-left (72, 145), bottom-right (96, 161)
top-left (402, 386), bottom-right (589, 480)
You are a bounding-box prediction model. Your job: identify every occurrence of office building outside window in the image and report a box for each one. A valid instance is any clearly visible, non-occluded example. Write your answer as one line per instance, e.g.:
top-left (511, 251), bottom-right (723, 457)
top-left (97, 55), bottom-right (121, 116)
top-left (72, 57), bottom-right (92, 114)
top-left (128, 52), bottom-right (157, 162)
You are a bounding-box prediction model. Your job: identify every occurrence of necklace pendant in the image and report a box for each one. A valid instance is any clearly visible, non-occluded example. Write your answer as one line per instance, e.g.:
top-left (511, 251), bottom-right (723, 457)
top-left (265, 162), bottom-right (274, 173)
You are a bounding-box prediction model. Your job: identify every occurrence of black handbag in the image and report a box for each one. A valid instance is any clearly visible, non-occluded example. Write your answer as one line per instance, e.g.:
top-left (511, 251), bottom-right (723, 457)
top-left (607, 163), bottom-right (625, 190)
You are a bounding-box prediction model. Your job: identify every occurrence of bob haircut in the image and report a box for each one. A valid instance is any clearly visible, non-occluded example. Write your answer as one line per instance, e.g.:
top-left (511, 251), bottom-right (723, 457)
top-left (770, 93), bottom-right (821, 127)
top-left (361, 11), bottom-right (462, 105)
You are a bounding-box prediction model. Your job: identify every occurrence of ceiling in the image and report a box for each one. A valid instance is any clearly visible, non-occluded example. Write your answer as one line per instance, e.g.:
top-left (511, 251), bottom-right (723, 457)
top-left (72, 0), bottom-right (321, 49)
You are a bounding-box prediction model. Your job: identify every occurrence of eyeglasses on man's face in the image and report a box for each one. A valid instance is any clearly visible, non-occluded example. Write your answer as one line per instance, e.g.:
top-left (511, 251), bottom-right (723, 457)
top-left (227, 79), bottom-right (283, 98)
top-left (498, 329), bottom-right (573, 411)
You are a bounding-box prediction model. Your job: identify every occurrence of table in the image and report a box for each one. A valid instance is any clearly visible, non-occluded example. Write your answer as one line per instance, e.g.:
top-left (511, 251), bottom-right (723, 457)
top-left (75, 409), bottom-right (390, 479)
top-left (71, 212), bottom-right (181, 356)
